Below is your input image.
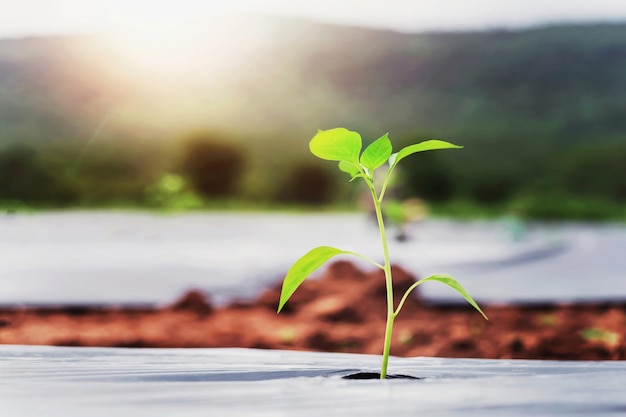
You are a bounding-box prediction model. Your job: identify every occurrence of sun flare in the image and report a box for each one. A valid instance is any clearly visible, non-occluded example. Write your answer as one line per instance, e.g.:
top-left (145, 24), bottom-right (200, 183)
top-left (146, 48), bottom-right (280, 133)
top-left (100, 2), bottom-right (265, 80)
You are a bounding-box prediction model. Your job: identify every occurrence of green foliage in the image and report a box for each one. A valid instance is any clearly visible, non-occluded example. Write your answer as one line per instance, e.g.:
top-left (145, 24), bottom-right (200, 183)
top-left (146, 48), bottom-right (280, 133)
top-left (309, 128), bottom-right (362, 163)
top-left (383, 200), bottom-right (406, 226)
top-left (2, 23), bottom-right (626, 214)
top-left (144, 173), bottom-right (204, 211)
top-left (0, 199), bottom-right (33, 213)
top-left (277, 163), bottom-right (337, 205)
top-left (338, 160), bottom-right (361, 179)
top-left (278, 246), bottom-right (354, 313)
top-left (179, 134), bottom-right (246, 198)
top-left (278, 128), bottom-right (487, 379)
top-left (0, 144), bottom-right (77, 205)
top-left (555, 144), bottom-right (626, 201)
top-left (509, 194), bottom-right (626, 222)
top-left (400, 152), bottom-right (456, 202)
top-left (67, 139), bottom-right (165, 205)
top-left (391, 140), bottom-right (462, 171)
top-left (581, 327), bottom-right (619, 346)
top-left (396, 274), bottom-right (487, 320)
top-left (428, 199), bottom-right (507, 219)
top-left (360, 133), bottom-right (392, 171)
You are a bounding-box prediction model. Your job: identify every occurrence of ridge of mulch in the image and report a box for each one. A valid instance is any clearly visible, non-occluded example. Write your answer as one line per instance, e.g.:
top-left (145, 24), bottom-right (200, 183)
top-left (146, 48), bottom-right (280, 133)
top-left (1, 261), bottom-right (625, 360)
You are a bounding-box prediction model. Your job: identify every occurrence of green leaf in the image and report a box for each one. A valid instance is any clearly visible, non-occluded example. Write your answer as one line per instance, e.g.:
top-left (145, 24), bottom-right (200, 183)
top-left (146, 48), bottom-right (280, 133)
top-left (392, 140), bottom-right (462, 167)
top-left (278, 246), bottom-right (352, 313)
top-left (309, 128), bottom-right (362, 163)
top-left (338, 161), bottom-right (361, 177)
top-left (384, 200), bottom-right (404, 226)
top-left (417, 274), bottom-right (488, 320)
top-left (360, 133), bottom-right (392, 171)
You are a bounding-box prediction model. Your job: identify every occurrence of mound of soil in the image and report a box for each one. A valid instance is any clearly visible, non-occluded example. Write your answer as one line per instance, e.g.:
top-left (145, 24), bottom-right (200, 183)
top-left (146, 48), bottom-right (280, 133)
top-left (1, 261), bottom-right (625, 360)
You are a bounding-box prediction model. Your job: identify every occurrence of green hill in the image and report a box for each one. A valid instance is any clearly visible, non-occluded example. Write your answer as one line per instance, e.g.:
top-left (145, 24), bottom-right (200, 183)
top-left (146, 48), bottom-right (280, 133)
top-left (1, 17), bottom-right (625, 216)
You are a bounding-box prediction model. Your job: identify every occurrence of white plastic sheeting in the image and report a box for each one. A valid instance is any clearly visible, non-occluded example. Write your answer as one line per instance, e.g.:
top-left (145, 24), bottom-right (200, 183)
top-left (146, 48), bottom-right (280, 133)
top-left (1, 212), bottom-right (626, 305)
top-left (1, 345), bottom-right (626, 416)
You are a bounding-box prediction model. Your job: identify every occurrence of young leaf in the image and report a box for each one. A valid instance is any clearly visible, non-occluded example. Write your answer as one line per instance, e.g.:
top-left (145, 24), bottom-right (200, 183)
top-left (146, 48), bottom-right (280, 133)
top-left (392, 140), bottom-right (462, 168)
top-left (278, 246), bottom-right (352, 313)
top-left (309, 128), bottom-right (362, 163)
top-left (360, 133), bottom-right (392, 171)
top-left (417, 274), bottom-right (488, 320)
top-left (338, 161), bottom-right (361, 178)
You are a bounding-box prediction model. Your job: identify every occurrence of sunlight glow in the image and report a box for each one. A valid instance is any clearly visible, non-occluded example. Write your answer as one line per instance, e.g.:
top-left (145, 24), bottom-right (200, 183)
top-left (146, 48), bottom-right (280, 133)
top-left (100, 2), bottom-right (265, 80)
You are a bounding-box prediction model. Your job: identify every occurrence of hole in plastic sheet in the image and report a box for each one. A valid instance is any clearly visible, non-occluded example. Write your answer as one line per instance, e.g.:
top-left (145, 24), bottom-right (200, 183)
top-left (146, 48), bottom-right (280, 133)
top-left (342, 372), bottom-right (422, 380)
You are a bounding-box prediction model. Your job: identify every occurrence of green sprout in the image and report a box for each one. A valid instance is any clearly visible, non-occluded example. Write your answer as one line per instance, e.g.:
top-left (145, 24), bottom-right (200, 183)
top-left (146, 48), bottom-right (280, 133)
top-left (277, 128), bottom-right (488, 379)
top-left (581, 327), bottom-right (619, 346)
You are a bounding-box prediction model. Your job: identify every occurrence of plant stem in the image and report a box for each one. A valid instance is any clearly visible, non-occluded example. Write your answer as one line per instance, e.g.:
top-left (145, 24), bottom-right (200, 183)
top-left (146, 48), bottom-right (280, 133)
top-left (367, 180), bottom-right (395, 379)
top-left (378, 166), bottom-right (394, 202)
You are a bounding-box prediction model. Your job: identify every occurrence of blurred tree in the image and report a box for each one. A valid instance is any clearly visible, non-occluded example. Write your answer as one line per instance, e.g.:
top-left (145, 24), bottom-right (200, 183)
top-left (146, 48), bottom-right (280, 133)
top-left (468, 177), bottom-right (518, 204)
top-left (510, 193), bottom-right (624, 221)
top-left (0, 144), bottom-right (76, 204)
top-left (67, 138), bottom-right (165, 205)
top-left (277, 163), bottom-right (336, 205)
top-left (400, 152), bottom-right (456, 202)
top-left (179, 135), bottom-right (245, 198)
top-left (144, 173), bottom-right (204, 210)
top-left (556, 144), bottom-right (626, 201)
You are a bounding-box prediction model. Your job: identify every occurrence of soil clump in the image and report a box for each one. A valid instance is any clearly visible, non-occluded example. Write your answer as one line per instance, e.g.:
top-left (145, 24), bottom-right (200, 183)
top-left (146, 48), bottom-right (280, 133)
top-left (1, 261), bottom-right (625, 360)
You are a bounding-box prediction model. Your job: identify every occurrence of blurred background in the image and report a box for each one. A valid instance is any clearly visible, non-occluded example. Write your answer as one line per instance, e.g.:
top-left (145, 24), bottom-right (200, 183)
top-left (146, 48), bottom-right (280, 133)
top-left (1, 1), bottom-right (626, 306)
top-left (1, 0), bottom-right (626, 218)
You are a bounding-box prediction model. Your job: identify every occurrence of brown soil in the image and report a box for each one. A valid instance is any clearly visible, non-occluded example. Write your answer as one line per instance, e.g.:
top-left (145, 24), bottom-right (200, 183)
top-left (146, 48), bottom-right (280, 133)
top-left (1, 261), bottom-right (625, 360)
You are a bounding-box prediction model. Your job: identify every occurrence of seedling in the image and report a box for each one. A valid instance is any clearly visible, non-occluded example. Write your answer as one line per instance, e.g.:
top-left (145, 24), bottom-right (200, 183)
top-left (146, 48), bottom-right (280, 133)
top-left (581, 327), bottom-right (619, 346)
top-left (277, 128), bottom-right (488, 379)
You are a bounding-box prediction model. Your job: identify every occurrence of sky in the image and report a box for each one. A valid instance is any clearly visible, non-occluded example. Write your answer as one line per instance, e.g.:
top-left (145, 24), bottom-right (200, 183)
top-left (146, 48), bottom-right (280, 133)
top-left (2, 0), bottom-right (626, 39)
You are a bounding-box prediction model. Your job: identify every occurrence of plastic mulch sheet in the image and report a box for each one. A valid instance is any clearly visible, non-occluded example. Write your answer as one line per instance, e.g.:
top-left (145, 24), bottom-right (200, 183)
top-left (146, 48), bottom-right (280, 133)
top-left (2, 213), bottom-right (626, 305)
top-left (2, 345), bottom-right (626, 416)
